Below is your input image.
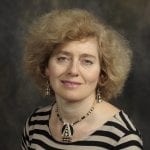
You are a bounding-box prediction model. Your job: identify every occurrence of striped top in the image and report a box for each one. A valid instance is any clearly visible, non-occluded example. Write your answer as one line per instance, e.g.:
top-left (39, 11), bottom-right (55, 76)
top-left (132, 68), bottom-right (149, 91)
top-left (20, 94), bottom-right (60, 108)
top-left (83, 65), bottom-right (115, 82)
top-left (21, 105), bottom-right (143, 150)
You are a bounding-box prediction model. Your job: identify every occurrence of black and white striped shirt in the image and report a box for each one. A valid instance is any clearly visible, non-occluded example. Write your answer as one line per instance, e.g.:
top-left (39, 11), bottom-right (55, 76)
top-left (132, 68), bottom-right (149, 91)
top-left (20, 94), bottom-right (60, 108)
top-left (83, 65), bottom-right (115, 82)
top-left (21, 105), bottom-right (143, 150)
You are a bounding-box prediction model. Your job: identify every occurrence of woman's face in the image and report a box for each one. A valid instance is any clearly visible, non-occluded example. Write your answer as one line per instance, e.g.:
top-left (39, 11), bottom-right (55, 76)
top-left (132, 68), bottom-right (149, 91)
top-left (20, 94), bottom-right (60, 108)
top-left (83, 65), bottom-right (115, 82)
top-left (46, 38), bottom-right (100, 102)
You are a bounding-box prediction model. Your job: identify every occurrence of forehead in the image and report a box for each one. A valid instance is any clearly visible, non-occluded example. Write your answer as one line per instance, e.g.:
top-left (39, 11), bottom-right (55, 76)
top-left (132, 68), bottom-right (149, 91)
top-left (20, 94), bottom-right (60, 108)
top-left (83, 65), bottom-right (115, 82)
top-left (54, 38), bottom-right (99, 56)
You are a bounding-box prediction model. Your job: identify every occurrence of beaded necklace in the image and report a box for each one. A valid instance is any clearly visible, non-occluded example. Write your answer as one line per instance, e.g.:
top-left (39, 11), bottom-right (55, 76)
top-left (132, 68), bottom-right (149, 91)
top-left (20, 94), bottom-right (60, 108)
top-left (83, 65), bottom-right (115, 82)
top-left (55, 101), bottom-right (96, 143)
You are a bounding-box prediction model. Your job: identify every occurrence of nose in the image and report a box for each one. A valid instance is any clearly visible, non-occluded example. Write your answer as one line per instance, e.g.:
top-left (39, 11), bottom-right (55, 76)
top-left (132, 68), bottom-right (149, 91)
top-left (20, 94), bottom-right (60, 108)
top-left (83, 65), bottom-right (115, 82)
top-left (67, 60), bottom-right (79, 77)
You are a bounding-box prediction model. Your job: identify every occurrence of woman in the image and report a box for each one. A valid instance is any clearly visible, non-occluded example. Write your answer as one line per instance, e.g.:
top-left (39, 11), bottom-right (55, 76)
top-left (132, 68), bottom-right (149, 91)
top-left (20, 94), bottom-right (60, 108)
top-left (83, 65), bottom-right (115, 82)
top-left (22, 9), bottom-right (143, 149)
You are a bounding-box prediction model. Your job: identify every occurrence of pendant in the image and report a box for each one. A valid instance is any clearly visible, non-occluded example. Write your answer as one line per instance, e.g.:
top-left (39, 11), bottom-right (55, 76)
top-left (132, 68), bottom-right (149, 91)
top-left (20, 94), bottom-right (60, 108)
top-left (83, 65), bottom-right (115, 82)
top-left (61, 123), bottom-right (74, 142)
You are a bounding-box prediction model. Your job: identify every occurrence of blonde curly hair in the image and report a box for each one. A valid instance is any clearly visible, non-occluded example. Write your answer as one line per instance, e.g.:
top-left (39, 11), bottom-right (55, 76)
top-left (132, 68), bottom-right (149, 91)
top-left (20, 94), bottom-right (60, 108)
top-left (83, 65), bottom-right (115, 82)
top-left (23, 9), bottom-right (132, 100)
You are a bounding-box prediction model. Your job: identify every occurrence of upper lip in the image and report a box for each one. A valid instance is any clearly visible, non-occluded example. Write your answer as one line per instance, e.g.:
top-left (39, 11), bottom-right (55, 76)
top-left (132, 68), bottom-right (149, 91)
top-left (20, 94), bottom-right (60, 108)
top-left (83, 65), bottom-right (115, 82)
top-left (61, 80), bottom-right (82, 85)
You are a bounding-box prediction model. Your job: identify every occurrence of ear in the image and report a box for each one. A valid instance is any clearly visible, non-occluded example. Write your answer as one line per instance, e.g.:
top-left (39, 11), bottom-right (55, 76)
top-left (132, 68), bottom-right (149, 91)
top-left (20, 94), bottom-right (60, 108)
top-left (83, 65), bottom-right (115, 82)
top-left (98, 70), bottom-right (108, 86)
top-left (45, 67), bottom-right (50, 77)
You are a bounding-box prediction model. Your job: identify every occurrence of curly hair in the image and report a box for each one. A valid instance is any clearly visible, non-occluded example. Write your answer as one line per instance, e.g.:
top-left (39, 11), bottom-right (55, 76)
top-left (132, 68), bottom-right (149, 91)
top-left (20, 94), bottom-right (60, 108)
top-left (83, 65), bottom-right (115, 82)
top-left (23, 9), bottom-right (132, 100)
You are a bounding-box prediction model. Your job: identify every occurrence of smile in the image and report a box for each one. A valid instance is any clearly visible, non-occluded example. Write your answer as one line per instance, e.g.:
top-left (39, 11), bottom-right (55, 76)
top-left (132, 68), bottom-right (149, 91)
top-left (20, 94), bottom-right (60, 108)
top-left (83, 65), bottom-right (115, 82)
top-left (61, 80), bottom-right (82, 88)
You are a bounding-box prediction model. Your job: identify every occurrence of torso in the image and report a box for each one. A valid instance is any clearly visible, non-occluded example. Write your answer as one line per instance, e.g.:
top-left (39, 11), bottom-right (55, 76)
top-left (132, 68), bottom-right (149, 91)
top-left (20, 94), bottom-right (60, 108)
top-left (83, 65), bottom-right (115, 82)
top-left (22, 103), bottom-right (143, 150)
top-left (49, 101), bottom-right (120, 142)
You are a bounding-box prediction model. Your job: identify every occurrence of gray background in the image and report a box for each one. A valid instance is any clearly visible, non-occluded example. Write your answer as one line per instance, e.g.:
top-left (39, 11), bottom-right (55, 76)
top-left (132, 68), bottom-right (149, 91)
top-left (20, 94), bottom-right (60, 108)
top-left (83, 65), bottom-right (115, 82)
top-left (0, 0), bottom-right (149, 149)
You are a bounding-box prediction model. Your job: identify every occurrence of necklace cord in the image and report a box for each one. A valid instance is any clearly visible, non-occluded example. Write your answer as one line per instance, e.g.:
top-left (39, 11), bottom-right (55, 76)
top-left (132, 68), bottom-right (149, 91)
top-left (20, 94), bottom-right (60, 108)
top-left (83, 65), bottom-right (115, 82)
top-left (54, 100), bottom-right (101, 143)
top-left (55, 100), bottom-right (96, 126)
top-left (55, 101), bottom-right (95, 143)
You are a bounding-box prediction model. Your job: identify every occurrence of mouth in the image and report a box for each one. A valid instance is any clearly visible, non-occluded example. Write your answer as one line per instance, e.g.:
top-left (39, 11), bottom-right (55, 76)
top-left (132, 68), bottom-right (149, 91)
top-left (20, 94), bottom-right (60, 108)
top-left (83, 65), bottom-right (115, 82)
top-left (61, 80), bottom-right (82, 88)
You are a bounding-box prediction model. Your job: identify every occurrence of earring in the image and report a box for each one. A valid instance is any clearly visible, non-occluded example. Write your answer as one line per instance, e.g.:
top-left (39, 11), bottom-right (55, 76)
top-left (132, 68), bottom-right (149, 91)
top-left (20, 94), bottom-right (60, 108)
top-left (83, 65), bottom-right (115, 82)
top-left (45, 80), bottom-right (50, 96)
top-left (96, 88), bottom-right (103, 103)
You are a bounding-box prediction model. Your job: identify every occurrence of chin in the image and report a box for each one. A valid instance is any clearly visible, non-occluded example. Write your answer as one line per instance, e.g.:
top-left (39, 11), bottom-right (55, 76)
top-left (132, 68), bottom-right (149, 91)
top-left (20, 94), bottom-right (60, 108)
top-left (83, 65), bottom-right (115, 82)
top-left (58, 93), bottom-right (86, 102)
top-left (63, 96), bottom-right (83, 102)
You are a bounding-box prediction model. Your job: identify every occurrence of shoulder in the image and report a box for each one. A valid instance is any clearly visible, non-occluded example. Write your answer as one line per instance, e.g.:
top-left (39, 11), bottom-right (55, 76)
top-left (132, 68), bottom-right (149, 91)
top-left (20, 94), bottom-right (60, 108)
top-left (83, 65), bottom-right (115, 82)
top-left (29, 105), bottom-right (52, 117)
top-left (107, 111), bottom-right (143, 149)
top-left (99, 102), bottom-right (139, 134)
top-left (32, 105), bottom-right (52, 115)
top-left (25, 105), bottom-right (52, 127)
top-left (105, 110), bottom-right (141, 135)
top-left (21, 105), bottom-right (53, 148)
top-left (23, 105), bottom-right (52, 136)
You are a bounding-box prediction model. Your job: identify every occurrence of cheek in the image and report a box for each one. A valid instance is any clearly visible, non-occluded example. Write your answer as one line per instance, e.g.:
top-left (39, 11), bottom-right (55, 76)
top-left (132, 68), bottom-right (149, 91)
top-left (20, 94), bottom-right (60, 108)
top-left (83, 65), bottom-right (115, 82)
top-left (85, 69), bottom-right (100, 83)
top-left (48, 68), bottom-right (59, 78)
top-left (48, 64), bottom-right (66, 79)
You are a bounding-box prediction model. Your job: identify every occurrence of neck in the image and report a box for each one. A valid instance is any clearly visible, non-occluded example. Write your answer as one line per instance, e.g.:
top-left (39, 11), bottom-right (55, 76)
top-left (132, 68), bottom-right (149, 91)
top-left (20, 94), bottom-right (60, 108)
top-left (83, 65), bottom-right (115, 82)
top-left (55, 94), bottom-right (96, 124)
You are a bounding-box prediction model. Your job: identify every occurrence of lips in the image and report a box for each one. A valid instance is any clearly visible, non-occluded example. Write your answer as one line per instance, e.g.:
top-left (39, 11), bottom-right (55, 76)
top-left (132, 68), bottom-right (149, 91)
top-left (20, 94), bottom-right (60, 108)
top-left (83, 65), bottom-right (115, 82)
top-left (61, 80), bottom-right (82, 88)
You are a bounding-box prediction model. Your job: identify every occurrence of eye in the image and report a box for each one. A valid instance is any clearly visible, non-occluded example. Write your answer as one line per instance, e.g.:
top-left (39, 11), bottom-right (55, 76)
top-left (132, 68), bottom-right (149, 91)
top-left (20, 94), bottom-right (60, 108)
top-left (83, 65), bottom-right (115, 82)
top-left (82, 59), bottom-right (94, 65)
top-left (56, 56), bottom-right (69, 63)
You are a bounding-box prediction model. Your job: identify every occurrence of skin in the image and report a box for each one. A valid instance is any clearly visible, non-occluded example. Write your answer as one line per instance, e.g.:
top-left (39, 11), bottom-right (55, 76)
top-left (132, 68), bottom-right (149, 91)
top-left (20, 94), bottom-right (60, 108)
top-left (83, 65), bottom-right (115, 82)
top-left (46, 38), bottom-right (100, 121)
top-left (46, 38), bottom-right (100, 102)
top-left (45, 37), bottom-right (119, 141)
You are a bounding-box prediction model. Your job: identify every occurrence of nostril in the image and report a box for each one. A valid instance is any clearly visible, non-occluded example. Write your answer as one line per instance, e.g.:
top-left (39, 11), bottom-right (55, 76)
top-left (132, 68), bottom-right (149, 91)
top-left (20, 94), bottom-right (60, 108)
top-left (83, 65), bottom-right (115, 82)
top-left (67, 72), bottom-right (79, 77)
top-left (67, 61), bottom-right (79, 76)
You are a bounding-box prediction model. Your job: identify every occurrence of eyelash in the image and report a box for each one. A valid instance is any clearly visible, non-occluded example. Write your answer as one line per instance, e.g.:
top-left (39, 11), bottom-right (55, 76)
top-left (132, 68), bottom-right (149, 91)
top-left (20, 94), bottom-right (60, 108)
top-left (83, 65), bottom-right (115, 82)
top-left (82, 59), bottom-right (93, 65)
top-left (57, 56), bottom-right (69, 62)
top-left (56, 56), bottom-right (94, 65)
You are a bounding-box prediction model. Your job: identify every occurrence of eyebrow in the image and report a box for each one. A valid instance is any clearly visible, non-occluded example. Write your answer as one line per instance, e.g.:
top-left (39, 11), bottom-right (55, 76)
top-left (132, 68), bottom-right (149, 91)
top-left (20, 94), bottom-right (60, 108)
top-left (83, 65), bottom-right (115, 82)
top-left (56, 50), bottom-right (97, 59)
top-left (56, 51), bottom-right (71, 56)
top-left (81, 54), bottom-right (96, 59)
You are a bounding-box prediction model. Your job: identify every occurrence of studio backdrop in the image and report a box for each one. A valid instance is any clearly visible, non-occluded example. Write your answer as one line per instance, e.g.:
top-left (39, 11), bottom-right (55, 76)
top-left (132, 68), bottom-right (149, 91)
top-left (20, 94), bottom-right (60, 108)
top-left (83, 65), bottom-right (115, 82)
top-left (0, 0), bottom-right (149, 149)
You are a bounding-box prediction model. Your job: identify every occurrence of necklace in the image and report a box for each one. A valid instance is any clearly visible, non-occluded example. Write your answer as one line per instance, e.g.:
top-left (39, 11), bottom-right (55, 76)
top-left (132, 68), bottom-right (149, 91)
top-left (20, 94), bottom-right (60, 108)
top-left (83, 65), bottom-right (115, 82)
top-left (55, 101), bottom-right (96, 143)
